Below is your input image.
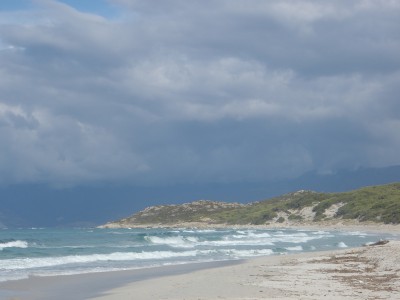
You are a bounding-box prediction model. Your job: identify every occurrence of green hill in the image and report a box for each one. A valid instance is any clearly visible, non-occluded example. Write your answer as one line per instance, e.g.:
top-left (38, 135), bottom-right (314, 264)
top-left (100, 182), bottom-right (400, 228)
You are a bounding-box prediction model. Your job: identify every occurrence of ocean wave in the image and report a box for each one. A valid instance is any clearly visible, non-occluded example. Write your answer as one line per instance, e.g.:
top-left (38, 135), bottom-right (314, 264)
top-left (145, 236), bottom-right (199, 248)
top-left (269, 235), bottom-right (329, 243)
top-left (0, 227), bottom-right (391, 286)
top-left (341, 231), bottom-right (368, 236)
top-left (199, 239), bottom-right (275, 247)
top-left (232, 232), bottom-right (271, 239)
top-left (226, 230), bottom-right (331, 245)
top-left (285, 246), bottom-right (303, 251)
top-left (219, 248), bottom-right (274, 257)
top-left (312, 231), bottom-right (331, 235)
top-left (0, 240), bottom-right (29, 250)
top-left (248, 232), bottom-right (272, 238)
top-left (195, 229), bottom-right (218, 233)
top-left (0, 250), bottom-right (201, 270)
top-left (145, 231), bottom-right (327, 248)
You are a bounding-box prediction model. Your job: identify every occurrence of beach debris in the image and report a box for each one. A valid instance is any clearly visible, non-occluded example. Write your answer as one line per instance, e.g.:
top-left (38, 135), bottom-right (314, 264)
top-left (363, 239), bottom-right (389, 247)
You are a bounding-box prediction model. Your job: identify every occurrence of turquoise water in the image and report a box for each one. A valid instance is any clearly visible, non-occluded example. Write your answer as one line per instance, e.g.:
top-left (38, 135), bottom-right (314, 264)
top-left (0, 227), bottom-right (398, 282)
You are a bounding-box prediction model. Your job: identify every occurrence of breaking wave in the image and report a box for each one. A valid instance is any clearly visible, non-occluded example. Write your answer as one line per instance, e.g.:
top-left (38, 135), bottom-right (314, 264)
top-left (0, 227), bottom-right (390, 283)
top-left (145, 236), bottom-right (199, 248)
top-left (0, 240), bottom-right (29, 250)
top-left (0, 250), bottom-right (201, 270)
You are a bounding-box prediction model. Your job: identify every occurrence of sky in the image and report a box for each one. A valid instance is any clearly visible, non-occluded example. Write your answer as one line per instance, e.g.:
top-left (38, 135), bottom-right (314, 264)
top-left (1, 1), bottom-right (400, 200)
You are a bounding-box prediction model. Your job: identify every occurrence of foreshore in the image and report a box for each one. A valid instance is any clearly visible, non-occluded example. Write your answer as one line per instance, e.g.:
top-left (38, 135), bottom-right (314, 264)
top-left (0, 261), bottom-right (240, 300)
top-left (92, 240), bottom-right (400, 300)
top-left (264, 221), bottom-right (400, 235)
top-left (103, 221), bottom-right (400, 235)
top-left (1, 224), bottom-right (399, 300)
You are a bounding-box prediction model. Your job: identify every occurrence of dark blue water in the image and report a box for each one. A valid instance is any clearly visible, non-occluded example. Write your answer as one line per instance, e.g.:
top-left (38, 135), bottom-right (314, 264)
top-left (1, 227), bottom-right (397, 282)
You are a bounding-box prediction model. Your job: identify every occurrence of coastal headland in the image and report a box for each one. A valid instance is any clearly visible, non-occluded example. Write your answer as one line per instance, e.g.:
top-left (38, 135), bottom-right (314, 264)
top-left (100, 182), bottom-right (400, 229)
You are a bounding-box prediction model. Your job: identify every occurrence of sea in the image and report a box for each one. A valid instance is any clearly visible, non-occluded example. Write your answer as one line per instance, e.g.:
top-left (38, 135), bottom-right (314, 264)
top-left (1, 227), bottom-right (398, 283)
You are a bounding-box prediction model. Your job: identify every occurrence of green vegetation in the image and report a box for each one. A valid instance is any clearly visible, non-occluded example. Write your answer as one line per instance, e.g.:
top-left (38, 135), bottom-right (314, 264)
top-left (276, 216), bottom-right (285, 223)
top-left (288, 214), bottom-right (303, 221)
top-left (105, 182), bottom-right (400, 227)
top-left (335, 183), bottom-right (400, 223)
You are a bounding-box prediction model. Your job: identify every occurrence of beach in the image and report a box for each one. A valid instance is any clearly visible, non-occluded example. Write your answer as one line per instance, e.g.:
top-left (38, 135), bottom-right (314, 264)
top-left (89, 240), bottom-right (400, 300)
top-left (1, 238), bottom-right (399, 300)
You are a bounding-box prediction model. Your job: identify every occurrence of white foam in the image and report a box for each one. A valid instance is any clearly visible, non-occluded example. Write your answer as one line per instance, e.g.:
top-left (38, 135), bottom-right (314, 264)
top-left (269, 236), bottom-right (319, 243)
top-left (198, 239), bottom-right (275, 247)
top-left (0, 240), bottom-right (29, 250)
top-left (342, 231), bottom-right (368, 236)
top-left (226, 230), bottom-right (331, 246)
top-left (220, 248), bottom-right (274, 258)
top-left (337, 242), bottom-right (348, 248)
top-left (0, 250), bottom-right (201, 270)
top-left (232, 232), bottom-right (272, 239)
top-left (145, 230), bottom-right (332, 248)
top-left (285, 246), bottom-right (303, 251)
top-left (248, 232), bottom-right (271, 238)
top-left (145, 236), bottom-right (198, 248)
top-left (186, 236), bottom-right (199, 243)
top-left (236, 230), bottom-right (247, 235)
top-left (195, 230), bottom-right (323, 247)
top-left (312, 231), bottom-right (330, 235)
top-left (182, 229), bottom-right (217, 233)
top-left (0, 273), bottom-right (29, 282)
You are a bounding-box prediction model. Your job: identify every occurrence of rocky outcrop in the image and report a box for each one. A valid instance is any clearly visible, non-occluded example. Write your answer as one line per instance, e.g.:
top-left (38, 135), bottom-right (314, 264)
top-left (100, 200), bottom-right (245, 228)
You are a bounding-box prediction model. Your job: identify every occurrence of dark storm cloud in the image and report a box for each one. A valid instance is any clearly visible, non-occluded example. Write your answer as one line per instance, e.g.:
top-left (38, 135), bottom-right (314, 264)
top-left (0, 0), bottom-right (399, 186)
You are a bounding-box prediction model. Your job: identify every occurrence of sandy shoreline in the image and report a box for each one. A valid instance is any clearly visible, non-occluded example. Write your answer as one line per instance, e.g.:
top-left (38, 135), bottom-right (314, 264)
top-left (3, 242), bottom-right (399, 300)
top-left (1, 225), bottom-right (399, 300)
top-left (0, 261), bottom-right (242, 300)
top-left (91, 240), bottom-right (400, 300)
top-left (117, 222), bottom-right (400, 235)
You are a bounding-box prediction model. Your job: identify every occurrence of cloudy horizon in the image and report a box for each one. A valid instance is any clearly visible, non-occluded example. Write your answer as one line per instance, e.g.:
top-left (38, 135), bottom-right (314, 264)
top-left (1, 0), bottom-right (400, 188)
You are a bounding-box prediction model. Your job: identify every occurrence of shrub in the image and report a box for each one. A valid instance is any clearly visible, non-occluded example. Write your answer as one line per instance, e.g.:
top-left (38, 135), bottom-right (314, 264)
top-left (288, 214), bottom-right (303, 221)
top-left (276, 216), bottom-right (285, 223)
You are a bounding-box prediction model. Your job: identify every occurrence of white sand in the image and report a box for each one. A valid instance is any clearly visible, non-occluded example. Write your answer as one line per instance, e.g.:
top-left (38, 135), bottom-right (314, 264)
top-left (90, 240), bottom-right (400, 300)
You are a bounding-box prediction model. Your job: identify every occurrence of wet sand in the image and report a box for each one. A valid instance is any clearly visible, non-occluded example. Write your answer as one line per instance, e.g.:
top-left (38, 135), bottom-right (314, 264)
top-left (0, 261), bottom-right (239, 300)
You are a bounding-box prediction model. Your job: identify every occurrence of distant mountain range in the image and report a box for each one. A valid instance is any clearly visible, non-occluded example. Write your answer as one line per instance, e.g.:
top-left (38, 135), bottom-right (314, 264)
top-left (1, 165), bottom-right (400, 227)
top-left (101, 182), bottom-right (400, 228)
